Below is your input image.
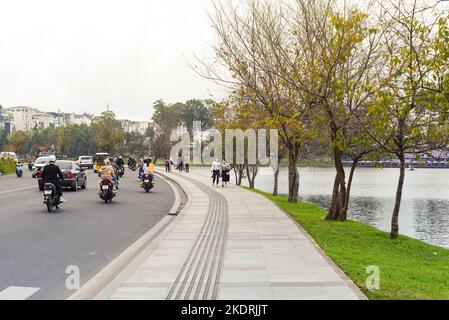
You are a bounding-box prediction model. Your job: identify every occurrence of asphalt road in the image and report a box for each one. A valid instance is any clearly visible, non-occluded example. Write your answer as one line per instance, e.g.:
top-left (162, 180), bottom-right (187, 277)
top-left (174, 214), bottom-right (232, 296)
top-left (0, 168), bottom-right (174, 300)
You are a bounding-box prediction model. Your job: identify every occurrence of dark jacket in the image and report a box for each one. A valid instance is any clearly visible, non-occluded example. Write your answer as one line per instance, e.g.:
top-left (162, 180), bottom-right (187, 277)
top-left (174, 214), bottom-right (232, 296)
top-left (42, 163), bottom-right (64, 183)
top-left (116, 158), bottom-right (125, 167)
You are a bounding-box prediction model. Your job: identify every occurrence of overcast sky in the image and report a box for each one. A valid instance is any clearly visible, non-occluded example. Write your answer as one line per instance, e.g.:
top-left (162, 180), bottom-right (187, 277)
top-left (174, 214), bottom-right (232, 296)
top-left (0, 0), bottom-right (224, 121)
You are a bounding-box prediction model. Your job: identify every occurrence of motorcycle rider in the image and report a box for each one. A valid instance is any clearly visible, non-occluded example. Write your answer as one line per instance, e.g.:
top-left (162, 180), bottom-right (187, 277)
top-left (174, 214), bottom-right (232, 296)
top-left (42, 155), bottom-right (65, 202)
top-left (16, 161), bottom-right (24, 177)
top-left (98, 158), bottom-right (116, 194)
top-left (127, 156), bottom-right (136, 170)
top-left (141, 157), bottom-right (155, 183)
top-left (109, 157), bottom-right (120, 190)
top-left (116, 156), bottom-right (125, 168)
top-left (137, 158), bottom-right (144, 179)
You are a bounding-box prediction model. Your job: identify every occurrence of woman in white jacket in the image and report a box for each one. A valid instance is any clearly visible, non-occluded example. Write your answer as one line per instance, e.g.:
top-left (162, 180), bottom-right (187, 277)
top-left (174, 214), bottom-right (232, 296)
top-left (211, 159), bottom-right (221, 187)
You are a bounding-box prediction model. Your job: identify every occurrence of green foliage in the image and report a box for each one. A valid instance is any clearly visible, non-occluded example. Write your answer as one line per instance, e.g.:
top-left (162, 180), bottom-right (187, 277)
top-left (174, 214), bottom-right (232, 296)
top-left (181, 99), bottom-right (217, 133)
top-left (152, 100), bottom-right (184, 132)
top-left (124, 131), bottom-right (147, 158)
top-left (90, 111), bottom-right (125, 154)
top-left (0, 157), bottom-right (16, 175)
top-left (248, 188), bottom-right (449, 300)
top-left (7, 130), bottom-right (31, 154)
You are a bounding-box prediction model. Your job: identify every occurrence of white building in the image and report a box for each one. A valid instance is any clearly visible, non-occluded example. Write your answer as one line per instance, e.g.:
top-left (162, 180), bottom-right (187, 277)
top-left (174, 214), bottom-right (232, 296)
top-left (31, 112), bottom-right (54, 129)
top-left (66, 113), bottom-right (93, 126)
top-left (121, 120), bottom-right (150, 135)
top-left (135, 121), bottom-right (150, 135)
top-left (5, 106), bottom-right (40, 131)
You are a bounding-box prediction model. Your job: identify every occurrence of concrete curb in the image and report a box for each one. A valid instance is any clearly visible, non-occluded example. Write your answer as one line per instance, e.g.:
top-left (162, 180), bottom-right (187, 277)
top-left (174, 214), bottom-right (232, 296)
top-left (155, 170), bottom-right (183, 215)
top-left (67, 173), bottom-right (188, 300)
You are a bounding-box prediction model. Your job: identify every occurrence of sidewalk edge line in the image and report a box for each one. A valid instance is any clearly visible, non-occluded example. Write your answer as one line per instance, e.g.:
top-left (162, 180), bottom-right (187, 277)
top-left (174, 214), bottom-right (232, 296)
top-left (67, 174), bottom-right (189, 300)
top-left (155, 171), bottom-right (182, 214)
top-left (93, 173), bottom-right (194, 300)
top-left (242, 187), bottom-right (368, 301)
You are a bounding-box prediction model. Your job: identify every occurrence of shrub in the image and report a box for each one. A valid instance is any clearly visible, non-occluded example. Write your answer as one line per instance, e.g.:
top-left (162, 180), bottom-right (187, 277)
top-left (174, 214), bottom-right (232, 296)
top-left (0, 157), bottom-right (16, 175)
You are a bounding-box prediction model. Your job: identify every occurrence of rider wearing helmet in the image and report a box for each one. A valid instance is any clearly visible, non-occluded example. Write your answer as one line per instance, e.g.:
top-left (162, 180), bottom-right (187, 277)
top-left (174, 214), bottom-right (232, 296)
top-left (116, 156), bottom-right (125, 168)
top-left (42, 155), bottom-right (65, 202)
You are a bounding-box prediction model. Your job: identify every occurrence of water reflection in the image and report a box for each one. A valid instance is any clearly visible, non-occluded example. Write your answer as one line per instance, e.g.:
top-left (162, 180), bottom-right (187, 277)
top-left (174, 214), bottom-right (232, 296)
top-left (193, 167), bottom-right (449, 248)
top-left (413, 199), bottom-right (449, 248)
top-left (300, 195), bottom-right (385, 228)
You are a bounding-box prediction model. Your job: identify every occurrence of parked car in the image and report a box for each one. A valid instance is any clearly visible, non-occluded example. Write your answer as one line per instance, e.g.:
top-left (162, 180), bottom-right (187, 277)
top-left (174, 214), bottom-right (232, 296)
top-left (76, 156), bottom-right (93, 169)
top-left (32, 157), bottom-right (50, 178)
top-left (38, 160), bottom-right (87, 191)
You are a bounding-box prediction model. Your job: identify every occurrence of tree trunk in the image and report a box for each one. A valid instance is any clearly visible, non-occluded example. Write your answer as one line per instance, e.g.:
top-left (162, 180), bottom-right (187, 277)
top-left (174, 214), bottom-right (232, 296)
top-left (234, 164), bottom-right (244, 186)
top-left (246, 164), bottom-right (259, 189)
top-left (391, 154), bottom-right (406, 239)
top-left (234, 167), bottom-right (239, 185)
top-left (287, 143), bottom-right (300, 203)
top-left (326, 146), bottom-right (347, 221)
top-left (273, 167), bottom-right (279, 196)
top-left (342, 157), bottom-right (360, 216)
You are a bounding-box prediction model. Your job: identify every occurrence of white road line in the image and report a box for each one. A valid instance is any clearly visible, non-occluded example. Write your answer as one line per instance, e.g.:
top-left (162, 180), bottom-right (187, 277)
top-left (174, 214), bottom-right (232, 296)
top-left (0, 186), bottom-right (35, 195)
top-left (0, 286), bottom-right (40, 300)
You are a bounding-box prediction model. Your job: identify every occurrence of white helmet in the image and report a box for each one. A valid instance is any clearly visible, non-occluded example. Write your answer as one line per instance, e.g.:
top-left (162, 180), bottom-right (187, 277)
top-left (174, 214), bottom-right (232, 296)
top-left (104, 159), bottom-right (110, 166)
top-left (48, 155), bottom-right (56, 163)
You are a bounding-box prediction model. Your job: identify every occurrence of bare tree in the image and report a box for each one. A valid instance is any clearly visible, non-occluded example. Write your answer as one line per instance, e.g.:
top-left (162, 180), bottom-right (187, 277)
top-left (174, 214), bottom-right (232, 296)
top-left (200, 0), bottom-right (315, 202)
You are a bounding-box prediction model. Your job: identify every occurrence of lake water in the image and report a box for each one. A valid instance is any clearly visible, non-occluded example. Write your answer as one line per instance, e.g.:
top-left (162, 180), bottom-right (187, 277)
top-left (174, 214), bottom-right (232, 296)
top-left (194, 167), bottom-right (449, 248)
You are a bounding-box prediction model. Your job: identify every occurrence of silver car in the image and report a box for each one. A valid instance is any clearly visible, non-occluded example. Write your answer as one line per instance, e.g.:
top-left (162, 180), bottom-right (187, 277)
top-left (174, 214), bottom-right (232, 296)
top-left (76, 156), bottom-right (93, 169)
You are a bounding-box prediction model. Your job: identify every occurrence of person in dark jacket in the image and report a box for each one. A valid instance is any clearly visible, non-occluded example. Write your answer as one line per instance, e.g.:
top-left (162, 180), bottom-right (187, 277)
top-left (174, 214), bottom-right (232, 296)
top-left (42, 155), bottom-right (65, 202)
top-left (116, 156), bottom-right (125, 169)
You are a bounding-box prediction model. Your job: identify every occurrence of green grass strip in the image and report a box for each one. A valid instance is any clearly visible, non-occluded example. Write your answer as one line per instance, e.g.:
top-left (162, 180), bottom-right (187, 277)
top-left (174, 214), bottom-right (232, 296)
top-left (244, 187), bottom-right (449, 300)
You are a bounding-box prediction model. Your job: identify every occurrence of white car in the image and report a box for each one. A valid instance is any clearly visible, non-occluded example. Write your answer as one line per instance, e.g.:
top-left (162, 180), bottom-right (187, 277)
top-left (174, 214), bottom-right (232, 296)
top-left (32, 157), bottom-right (50, 178)
top-left (0, 151), bottom-right (18, 163)
top-left (76, 156), bottom-right (93, 169)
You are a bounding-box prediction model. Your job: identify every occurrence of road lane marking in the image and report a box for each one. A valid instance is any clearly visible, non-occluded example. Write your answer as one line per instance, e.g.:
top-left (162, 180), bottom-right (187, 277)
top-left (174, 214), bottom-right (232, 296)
top-left (0, 186), bottom-right (36, 195)
top-left (0, 286), bottom-right (40, 300)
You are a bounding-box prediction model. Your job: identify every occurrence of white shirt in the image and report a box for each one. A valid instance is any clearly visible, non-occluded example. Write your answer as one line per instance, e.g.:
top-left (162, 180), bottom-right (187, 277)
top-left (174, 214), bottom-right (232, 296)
top-left (142, 163), bottom-right (150, 175)
top-left (211, 161), bottom-right (221, 171)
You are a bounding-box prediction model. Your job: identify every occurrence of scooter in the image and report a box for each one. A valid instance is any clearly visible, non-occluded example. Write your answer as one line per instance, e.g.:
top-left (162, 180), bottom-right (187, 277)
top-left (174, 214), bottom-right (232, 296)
top-left (99, 179), bottom-right (115, 203)
top-left (43, 183), bottom-right (61, 212)
top-left (16, 165), bottom-right (23, 178)
top-left (117, 166), bottom-right (125, 178)
top-left (140, 174), bottom-right (154, 193)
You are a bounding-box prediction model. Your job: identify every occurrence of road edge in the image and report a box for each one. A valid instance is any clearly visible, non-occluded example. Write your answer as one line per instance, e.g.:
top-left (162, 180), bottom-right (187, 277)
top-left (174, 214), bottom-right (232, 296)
top-left (67, 172), bottom-right (187, 300)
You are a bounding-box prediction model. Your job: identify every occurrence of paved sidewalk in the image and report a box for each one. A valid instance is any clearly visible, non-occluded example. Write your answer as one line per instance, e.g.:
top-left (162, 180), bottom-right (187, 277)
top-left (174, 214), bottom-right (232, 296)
top-left (100, 171), bottom-right (365, 300)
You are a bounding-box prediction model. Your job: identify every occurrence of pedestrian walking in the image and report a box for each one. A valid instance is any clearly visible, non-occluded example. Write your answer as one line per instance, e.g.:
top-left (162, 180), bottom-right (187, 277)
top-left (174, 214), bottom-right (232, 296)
top-left (211, 158), bottom-right (221, 187)
top-left (165, 156), bottom-right (171, 172)
top-left (221, 160), bottom-right (231, 187)
top-left (177, 156), bottom-right (184, 173)
top-left (184, 155), bottom-right (190, 173)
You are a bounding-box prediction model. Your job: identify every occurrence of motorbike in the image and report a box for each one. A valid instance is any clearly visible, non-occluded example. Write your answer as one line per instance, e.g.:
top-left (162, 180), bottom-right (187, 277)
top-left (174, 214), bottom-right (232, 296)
top-left (128, 163), bottom-right (137, 171)
top-left (43, 183), bottom-right (61, 212)
top-left (117, 166), bottom-right (125, 178)
top-left (16, 165), bottom-right (23, 178)
top-left (99, 179), bottom-right (115, 203)
top-left (140, 174), bottom-right (154, 193)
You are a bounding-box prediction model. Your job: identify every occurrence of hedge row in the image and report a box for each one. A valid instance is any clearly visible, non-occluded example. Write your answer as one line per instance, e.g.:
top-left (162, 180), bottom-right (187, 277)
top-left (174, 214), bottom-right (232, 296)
top-left (0, 157), bottom-right (16, 175)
